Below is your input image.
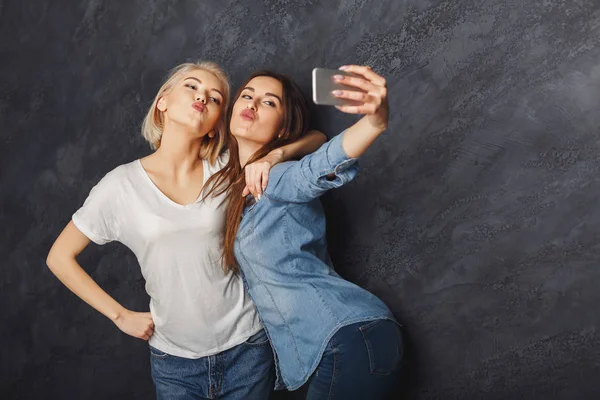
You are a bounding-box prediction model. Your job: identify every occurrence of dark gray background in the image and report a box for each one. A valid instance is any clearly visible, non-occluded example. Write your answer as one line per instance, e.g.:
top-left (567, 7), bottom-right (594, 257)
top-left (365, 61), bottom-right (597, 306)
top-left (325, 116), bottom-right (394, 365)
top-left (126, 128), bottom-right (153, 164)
top-left (2, 0), bottom-right (600, 399)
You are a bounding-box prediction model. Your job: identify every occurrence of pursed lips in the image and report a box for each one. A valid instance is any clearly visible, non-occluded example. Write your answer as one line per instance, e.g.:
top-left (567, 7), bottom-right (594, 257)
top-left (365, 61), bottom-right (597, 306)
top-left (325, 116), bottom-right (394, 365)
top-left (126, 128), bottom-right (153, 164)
top-left (240, 109), bottom-right (255, 121)
top-left (192, 102), bottom-right (205, 112)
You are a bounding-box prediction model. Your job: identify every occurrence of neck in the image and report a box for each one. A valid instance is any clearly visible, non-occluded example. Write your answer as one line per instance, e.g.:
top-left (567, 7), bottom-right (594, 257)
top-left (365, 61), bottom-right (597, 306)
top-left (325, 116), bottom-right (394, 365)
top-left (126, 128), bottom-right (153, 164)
top-left (236, 136), bottom-right (263, 167)
top-left (154, 123), bottom-right (205, 170)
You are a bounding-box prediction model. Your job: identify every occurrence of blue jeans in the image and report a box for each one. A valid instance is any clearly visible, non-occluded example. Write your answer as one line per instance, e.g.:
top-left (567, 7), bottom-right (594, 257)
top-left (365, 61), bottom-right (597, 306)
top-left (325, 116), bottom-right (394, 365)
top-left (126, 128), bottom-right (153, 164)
top-left (150, 329), bottom-right (275, 399)
top-left (305, 319), bottom-right (403, 400)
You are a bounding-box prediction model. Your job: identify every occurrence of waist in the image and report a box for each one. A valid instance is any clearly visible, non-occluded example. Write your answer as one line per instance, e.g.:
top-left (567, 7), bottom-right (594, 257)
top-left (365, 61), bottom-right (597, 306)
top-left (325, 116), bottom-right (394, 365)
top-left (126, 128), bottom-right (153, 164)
top-left (243, 275), bottom-right (393, 389)
top-left (146, 275), bottom-right (261, 358)
top-left (148, 298), bottom-right (261, 358)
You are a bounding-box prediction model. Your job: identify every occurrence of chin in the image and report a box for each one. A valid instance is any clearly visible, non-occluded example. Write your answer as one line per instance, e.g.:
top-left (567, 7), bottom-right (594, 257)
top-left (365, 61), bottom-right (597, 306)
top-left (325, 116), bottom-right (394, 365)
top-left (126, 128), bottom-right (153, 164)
top-left (231, 126), bottom-right (250, 139)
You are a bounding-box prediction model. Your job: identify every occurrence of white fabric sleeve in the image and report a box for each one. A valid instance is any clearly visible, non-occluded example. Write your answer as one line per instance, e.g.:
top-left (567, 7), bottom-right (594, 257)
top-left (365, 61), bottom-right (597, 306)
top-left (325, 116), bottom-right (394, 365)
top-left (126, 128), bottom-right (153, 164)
top-left (71, 171), bottom-right (121, 245)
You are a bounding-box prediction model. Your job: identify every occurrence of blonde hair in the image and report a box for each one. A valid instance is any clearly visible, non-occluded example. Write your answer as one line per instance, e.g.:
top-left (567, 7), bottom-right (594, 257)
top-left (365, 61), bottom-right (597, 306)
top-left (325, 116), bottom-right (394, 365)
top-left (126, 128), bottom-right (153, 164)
top-left (141, 61), bottom-right (230, 164)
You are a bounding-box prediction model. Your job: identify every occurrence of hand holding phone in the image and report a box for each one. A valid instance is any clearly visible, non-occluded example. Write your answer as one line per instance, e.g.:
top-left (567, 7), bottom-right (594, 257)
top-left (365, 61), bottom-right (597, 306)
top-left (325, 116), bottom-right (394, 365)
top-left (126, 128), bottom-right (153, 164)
top-left (312, 67), bottom-right (366, 106)
top-left (313, 65), bottom-right (388, 131)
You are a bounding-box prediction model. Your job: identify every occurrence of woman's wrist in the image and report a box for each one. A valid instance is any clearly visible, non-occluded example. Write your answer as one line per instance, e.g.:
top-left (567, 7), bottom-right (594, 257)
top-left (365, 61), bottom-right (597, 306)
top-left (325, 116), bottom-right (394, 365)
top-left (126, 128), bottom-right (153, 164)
top-left (110, 306), bottom-right (128, 322)
top-left (367, 115), bottom-right (388, 132)
top-left (267, 147), bottom-right (285, 164)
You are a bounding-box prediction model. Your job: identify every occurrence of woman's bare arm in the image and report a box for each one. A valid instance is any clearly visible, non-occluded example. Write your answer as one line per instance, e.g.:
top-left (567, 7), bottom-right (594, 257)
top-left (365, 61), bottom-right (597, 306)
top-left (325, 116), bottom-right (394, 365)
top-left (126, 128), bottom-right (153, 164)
top-left (46, 221), bottom-right (154, 340)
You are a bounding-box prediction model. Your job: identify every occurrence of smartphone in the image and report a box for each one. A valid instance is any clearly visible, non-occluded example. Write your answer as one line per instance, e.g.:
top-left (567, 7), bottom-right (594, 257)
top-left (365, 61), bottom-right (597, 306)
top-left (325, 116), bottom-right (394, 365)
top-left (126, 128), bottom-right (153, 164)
top-left (312, 67), bottom-right (364, 106)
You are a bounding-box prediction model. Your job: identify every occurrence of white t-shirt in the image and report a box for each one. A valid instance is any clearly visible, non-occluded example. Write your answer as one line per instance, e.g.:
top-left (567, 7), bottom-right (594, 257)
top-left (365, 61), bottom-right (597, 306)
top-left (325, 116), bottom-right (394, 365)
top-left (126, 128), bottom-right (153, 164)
top-left (72, 152), bottom-right (261, 358)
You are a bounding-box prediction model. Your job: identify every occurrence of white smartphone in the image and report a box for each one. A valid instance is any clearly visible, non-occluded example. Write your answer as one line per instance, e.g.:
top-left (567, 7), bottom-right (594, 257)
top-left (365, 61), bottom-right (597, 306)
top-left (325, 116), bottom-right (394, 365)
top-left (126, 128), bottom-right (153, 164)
top-left (312, 67), bottom-right (364, 106)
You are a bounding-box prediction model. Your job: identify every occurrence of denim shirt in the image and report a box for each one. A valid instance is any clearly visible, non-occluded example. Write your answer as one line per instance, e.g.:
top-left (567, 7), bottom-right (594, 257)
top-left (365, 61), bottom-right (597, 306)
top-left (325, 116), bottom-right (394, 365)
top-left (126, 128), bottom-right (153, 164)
top-left (234, 131), bottom-right (395, 390)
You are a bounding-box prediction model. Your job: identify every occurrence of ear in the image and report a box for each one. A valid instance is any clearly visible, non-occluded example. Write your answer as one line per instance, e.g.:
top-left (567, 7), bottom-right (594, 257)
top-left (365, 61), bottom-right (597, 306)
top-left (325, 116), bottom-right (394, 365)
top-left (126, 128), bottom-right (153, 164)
top-left (157, 97), bottom-right (167, 112)
top-left (208, 130), bottom-right (216, 139)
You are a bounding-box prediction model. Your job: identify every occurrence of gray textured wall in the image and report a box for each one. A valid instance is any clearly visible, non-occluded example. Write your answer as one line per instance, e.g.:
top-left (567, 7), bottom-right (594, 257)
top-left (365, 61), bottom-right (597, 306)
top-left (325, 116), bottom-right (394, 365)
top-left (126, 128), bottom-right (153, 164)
top-left (2, 0), bottom-right (600, 399)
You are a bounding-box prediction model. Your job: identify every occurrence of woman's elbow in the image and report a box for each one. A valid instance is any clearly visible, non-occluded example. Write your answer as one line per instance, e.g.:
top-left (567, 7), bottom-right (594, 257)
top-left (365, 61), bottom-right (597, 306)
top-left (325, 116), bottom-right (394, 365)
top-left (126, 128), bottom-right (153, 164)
top-left (46, 244), bottom-right (70, 272)
top-left (306, 129), bottom-right (327, 145)
top-left (316, 132), bottom-right (327, 145)
top-left (46, 247), bottom-right (59, 271)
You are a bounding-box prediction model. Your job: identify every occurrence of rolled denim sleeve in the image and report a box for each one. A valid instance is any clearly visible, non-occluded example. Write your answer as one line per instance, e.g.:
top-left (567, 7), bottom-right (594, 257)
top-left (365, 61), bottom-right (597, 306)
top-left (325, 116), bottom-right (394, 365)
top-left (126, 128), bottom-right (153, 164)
top-left (266, 130), bottom-right (359, 203)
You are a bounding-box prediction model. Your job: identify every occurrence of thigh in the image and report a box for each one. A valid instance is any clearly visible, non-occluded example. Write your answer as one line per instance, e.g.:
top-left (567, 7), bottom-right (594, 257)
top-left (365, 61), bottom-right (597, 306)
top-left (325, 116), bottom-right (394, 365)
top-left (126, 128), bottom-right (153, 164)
top-left (304, 335), bottom-right (340, 400)
top-left (221, 329), bottom-right (276, 400)
top-left (306, 320), bottom-right (403, 400)
top-left (149, 346), bottom-right (210, 400)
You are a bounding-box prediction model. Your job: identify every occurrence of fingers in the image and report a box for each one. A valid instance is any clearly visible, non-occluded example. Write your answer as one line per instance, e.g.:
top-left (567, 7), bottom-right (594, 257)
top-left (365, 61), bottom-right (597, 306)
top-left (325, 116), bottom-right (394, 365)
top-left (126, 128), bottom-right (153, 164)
top-left (332, 90), bottom-right (371, 103)
top-left (333, 74), bottom-right (379, 94)
top-left (141, 321), bottom-right (154, 340)
top-left (334, 103), bottom-right (379, 114)
top-left (244, 163), bottom-right (272, 200)
top-left (334, 65), bottom-right (386, 103)
top-left (334, 94), bottom-right (385, 114)
top-left (339, 65), bottom-right (386, 87)
top-left (245, 167), bottom-right (252, 197)
top-left (138, 312), bottom-right (154, 340)
top-left (261, 170), bottom-right (269, 191)
top-left (244, 166), bottom-right (259, 199)
top-left (332, 65), bottom-right (387, 116)
top-left (117, 311), bottom-right (156, 341)
top-left (248, 170), bottom-right (257, 199)
top-left (252, 167), bottom-right (262, 199)
top-left (137, 328), bottom-right (153, 340)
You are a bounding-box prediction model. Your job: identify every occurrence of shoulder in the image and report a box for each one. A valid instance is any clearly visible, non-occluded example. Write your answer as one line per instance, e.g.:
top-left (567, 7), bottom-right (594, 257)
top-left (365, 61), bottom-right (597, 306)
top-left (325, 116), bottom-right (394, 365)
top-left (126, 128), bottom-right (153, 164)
top-left (270, 160), bottom-right (297, 175)
top-left (90, 160), bottom-right (138, 192)
top-left (265, 161), bottom-right (298, 189)
top-left (108, 161), bottom-right (137, 178)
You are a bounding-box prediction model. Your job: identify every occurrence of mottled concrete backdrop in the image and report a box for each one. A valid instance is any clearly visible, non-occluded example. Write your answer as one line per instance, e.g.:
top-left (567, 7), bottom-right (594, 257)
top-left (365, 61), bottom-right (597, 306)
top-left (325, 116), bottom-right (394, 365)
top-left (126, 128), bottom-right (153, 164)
top-left (2, 0), bottom-right (600, 399)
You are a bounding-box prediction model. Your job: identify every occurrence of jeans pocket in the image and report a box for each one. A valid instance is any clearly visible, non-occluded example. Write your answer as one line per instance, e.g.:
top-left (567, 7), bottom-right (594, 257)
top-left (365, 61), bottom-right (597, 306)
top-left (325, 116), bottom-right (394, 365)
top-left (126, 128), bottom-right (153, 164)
top-left (360, 319), bottom-right (402, 376)
top-left (149, 345), bottom-right (170, 359)
top-left (242, 329), bottom-right (270, 346)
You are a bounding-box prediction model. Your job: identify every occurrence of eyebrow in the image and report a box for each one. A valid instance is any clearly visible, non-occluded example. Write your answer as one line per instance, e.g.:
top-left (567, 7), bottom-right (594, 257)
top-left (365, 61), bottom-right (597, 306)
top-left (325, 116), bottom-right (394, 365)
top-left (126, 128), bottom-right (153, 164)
top-left (184, 77), bottom-right (224, 98)
top-left (242, 86), bottom-right (282, 104)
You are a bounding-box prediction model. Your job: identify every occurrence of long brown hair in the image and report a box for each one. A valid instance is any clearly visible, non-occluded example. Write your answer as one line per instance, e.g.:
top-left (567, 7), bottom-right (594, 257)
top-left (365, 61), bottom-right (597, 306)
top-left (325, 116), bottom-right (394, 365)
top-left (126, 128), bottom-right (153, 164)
top-left (204, 70), bottom-right (310, 273)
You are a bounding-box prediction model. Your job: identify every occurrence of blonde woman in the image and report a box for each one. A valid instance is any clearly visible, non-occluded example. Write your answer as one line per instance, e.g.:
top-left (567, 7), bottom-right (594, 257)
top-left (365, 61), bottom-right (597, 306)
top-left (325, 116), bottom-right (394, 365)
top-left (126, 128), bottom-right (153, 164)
top-left (46, 61), bottom-right (325, 399)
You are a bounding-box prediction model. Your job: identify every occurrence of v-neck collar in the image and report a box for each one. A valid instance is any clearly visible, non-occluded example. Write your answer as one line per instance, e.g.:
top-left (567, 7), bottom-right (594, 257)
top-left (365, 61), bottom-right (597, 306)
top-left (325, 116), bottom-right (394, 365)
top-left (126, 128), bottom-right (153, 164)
top-left (136, 158), bottom-right (208, 208)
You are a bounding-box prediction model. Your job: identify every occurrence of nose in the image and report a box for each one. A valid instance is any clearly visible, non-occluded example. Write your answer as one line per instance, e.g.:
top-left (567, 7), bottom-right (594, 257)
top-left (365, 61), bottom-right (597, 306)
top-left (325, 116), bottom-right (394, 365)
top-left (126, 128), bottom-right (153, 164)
top-left (247, 100), bottom-right (257, 111)
top-left (196, 92), bottom-right (207, 104)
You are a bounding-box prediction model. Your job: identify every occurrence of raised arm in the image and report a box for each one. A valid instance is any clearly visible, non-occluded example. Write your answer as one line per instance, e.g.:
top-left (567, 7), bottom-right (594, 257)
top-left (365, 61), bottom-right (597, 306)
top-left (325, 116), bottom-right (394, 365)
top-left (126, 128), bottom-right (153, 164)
top-left (332, 65), bottom-right (388, 158)
top-left (263, 65), bottom-right (389, 203)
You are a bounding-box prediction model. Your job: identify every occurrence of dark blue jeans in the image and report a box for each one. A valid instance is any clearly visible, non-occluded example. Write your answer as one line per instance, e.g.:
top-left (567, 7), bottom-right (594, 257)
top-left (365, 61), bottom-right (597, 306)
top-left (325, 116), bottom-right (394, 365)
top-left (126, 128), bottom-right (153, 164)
top-left (305, 319), bottom-right (403, 400)
top-left (150, 329), bottom-right (275, 400)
